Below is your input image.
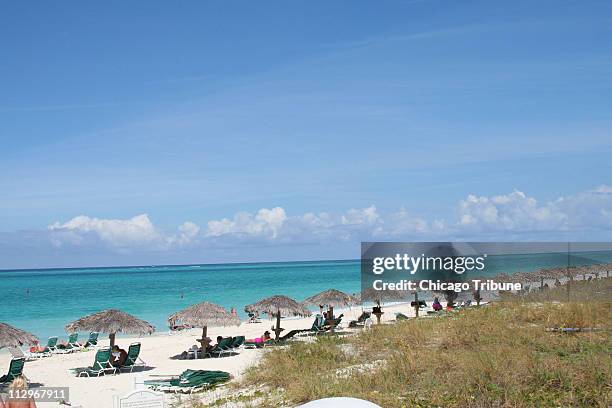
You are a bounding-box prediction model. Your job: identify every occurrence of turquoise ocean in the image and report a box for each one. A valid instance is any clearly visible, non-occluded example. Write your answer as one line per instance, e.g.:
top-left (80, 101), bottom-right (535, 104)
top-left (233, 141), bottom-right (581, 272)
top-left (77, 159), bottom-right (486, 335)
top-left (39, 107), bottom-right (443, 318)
top-left (2, 251), bottom-right (612, 341)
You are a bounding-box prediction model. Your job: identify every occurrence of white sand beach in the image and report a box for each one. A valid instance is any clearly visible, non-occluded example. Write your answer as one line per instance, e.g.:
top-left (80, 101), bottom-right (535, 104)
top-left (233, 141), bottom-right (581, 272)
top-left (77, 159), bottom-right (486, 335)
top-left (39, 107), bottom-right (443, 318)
top-left (0, 302), bottom-right (438, 408)
top-left (3, 273), bottom-right (602, 407)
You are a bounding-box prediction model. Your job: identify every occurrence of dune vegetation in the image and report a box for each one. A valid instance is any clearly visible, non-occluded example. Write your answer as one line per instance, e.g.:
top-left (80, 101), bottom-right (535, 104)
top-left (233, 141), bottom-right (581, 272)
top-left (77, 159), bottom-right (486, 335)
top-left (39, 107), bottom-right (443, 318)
top-left (232, 278), bottom-right (611, 407)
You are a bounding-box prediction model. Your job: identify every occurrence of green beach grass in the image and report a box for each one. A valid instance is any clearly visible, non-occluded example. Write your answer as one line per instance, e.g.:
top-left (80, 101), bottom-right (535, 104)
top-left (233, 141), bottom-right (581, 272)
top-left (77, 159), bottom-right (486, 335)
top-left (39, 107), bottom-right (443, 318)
top-left (230, 278), bottom-right (611, 407)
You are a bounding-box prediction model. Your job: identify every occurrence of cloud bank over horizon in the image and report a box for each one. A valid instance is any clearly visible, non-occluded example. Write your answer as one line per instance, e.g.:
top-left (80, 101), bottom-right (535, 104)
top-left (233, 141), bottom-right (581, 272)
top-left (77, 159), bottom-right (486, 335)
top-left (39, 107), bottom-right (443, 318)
top-left (1, 185), bottom-right (610, 269)
top-left (0, 185), bottom-right (596, 268)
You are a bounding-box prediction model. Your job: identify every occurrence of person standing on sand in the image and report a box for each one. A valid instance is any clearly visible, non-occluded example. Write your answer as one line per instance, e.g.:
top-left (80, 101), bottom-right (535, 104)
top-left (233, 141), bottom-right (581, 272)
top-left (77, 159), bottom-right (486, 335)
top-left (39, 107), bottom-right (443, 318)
top-left (1, 377), bottom-right (37, 408)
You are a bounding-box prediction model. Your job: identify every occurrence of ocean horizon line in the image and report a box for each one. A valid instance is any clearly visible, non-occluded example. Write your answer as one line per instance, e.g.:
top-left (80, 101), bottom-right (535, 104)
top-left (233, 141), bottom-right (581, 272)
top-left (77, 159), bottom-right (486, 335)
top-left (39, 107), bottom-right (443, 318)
top-left (3, 247), bottom-right (612, 273)
top-left (0, 257), bottom-right (360, 273)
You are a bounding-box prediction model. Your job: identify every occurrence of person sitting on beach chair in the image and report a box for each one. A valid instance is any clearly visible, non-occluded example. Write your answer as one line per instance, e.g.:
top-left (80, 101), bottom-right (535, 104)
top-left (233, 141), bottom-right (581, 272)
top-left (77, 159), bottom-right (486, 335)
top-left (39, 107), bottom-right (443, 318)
top-left (432, 297), bottom-right (443, 312)
top-left (349, 311), bottom-right (371, 328)
top-left (200, 337), bottom-right (214, 354)
top-left (324, 313), bottom-right (343, 326)
top-left (111, 345), bottom-right (128, 367)
top-left (214, 336), bottom-right (224, 348)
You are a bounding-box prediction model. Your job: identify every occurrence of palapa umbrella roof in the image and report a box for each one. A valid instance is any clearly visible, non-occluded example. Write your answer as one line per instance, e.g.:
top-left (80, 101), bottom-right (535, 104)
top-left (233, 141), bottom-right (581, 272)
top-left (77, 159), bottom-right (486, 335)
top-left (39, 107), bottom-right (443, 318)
top-left (0, 322), bottom-right (38, 349)
top-left (245, 295), bottom-right (311, 317)
top-left (303, 289), bottom-right (356, 308)
top-left (65, 309), bottom-right (155, 335)
top-left (168, 301), bottom-right (240, 328)
top-left (360, 287), bottom-right (407, 303)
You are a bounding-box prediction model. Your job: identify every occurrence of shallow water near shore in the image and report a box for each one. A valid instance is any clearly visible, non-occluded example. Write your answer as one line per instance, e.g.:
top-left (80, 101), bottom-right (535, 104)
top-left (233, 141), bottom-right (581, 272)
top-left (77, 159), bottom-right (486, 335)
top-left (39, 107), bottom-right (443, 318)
top-left (2, 251), bottom-right (611, 340)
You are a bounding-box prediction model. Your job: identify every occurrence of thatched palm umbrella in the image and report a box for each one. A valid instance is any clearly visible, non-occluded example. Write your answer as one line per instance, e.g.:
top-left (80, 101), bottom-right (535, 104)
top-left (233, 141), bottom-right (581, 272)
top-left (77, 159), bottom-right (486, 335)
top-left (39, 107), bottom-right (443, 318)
top-left (360, 288), bottom-right (407, 305)
top-left (303, 289), bottom-right (356, 311)
top-left (0, 322), bottom-right (38, 349)
top-left (168, 301), bottom-right (240, 341)
top-left (65, 309), bottom-right (155, 348)
top-left (245, 295), bottom-right (311, 340)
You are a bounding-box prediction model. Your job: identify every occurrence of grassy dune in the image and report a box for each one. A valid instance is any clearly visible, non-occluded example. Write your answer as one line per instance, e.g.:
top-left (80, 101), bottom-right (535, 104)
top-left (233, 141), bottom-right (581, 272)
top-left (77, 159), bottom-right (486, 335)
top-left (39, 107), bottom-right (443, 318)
top-left (240, 279), bottom-right (611, 407)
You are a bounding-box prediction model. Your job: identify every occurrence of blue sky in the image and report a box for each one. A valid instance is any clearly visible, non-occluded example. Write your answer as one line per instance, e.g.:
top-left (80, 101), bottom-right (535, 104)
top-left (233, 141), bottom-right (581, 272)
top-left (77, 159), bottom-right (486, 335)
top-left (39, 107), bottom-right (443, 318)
top-left (1, 1), bottom-right (612, 268)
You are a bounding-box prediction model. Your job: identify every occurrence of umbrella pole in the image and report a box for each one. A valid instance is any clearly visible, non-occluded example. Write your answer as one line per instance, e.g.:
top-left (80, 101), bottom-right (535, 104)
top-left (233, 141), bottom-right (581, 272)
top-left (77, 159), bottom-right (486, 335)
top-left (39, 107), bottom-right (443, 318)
top-left (202, 326), bottom-right (207, 339)
top-left (109, 333), bottom-right (116, 348)
top-left (274, 310), bottom-right (282, 341)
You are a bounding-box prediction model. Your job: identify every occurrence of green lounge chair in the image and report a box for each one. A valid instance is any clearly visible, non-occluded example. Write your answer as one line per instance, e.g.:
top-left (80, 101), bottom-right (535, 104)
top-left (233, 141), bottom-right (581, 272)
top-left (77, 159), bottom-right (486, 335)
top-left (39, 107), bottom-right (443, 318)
top-left (73, 346), bottom-right (115, 377)
top-left (349, 311), bottom-right (371, 328)
top-left (67, 333), bottom-right (81, 349)
top-left (120, 342), bottom-right (146, 373)
top-left (0, 358), bottom-right (25, 384)
top-left (396, 312), bottom-right (410, 321)
top-left (37, 336), bottom-right (58, 353)
top-left (145, 369), bottom-right (230, 393)
top-left (229, 336), bottom-right (245, 350)
top-left (57, 333), bottom-right (83, 353)
top-left (306, 315), bottom-right (328, 336)
top-left (277, 316), bottom-right (329, 341)
top-left (56, 333), bottom-right (81, 353)
top-left (242, 340), bottom-right (261, 349)
top-left (206, 337), bottom-right (234, 358)
top-left (84, 332), bottom-right (99, 348)
top-left (323, 314), bottom-right (344, 330)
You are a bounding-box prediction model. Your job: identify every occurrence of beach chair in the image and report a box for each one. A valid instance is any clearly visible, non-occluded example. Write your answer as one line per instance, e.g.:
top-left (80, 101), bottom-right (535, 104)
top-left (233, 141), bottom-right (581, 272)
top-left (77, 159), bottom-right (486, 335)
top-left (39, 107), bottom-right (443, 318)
top-left (228, 336), bottom-right (245, 350)
top-left (120, 342), bottom-right (146, 373)
top-left (395, 312), bottom-right (410, 321)
top-left (67, 333), bottom-right (82, 350)
top-left (324, 314), bottom-right (344, 329)
top-left (206, 337), bottom-right (234, 358)
top-left (72, 346), bottom-right (116, 377)
top-left (9, 347), bottom-right (47, 361)
top-left (56, 333), bottom-right (81, 354)
top-left (145, 369), bottom-right (230, 393)
top-left (304, 315), bottom-right (328, 336)
top-left (349, 311), bottom-right (371, 328)
top-left (242, 340), bottom-right (261, 349)
top-left (280, 315), bottom-right (327, 339)
top-left (0, 358), bottom-right (26, 384)
top-left (84, 332), bottom-right (99, 348)
top-left (38, 336), bottom-right (59, 353)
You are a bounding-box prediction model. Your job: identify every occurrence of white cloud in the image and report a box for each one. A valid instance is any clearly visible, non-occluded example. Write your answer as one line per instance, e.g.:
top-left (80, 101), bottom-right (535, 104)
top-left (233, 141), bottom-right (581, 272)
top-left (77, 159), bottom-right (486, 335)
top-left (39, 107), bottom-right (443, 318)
top-left (45, 185), bottom-right (612, 253)
top-left (341, 205), bottom-right (380, 225)
top-left (49, 214), bottom-right (200, 249)
top-left (382, 207), bottom-right (444, 237)
top-left (206, 207), bottom-right (287, 239)
top-left (458, 191), bottom-right (566, 231)
top-left (592, 185), bottom-right (612, 194)
top-left (457, 186), bottom-right (612, 232)
top-left (553, 185), bottom-right (612, 230)
top-left (205, 204), bottom-right (435, 243)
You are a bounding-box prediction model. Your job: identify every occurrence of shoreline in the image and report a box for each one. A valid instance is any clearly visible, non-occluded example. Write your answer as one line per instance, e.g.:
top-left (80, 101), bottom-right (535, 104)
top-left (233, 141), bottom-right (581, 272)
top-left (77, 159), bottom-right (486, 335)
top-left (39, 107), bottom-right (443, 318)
top-left (1, 271), bottom-right (609, 407)
top-left (1, 301), bottom-right (446, 408)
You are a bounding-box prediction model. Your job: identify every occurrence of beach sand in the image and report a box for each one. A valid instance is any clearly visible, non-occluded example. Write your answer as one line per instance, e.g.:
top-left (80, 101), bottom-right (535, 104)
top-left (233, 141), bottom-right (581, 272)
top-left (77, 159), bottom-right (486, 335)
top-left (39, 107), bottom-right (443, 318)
top-left (0, 302), bottom-right (435, 408)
